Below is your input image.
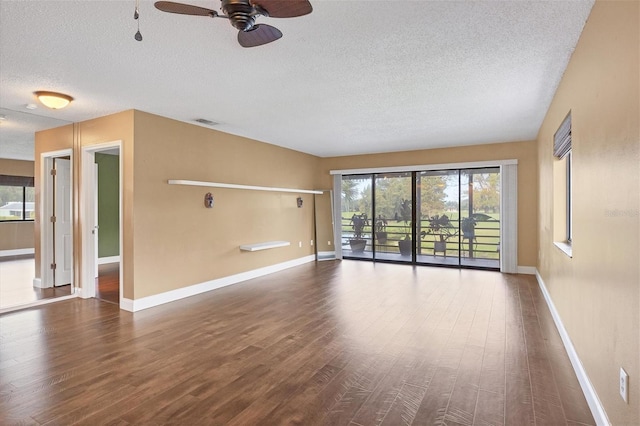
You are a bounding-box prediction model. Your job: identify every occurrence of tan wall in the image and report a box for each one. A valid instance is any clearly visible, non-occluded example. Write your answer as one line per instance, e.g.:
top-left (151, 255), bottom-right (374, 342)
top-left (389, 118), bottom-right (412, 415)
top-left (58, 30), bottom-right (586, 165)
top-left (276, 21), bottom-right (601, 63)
top-left (33, 110), bottom-right (320, 301)
top-left (0, 158), bottom-right (34, 176)
top-left (0, 159), bottom-right (35, 251)
top-left (34, 124), bottom-right (74, 278)
top-left (0, 222), bottom-right (34, 251)
top-left (33, 112), bottom-right (135, 295)
top-left (319, 140), bottom-right (538, 267)
top-left (131, 111), bottom-right (319, 299)
top-left (77, 111), bottom-right (135, 298)
top-left (537, 1), bottom-right (639, 423)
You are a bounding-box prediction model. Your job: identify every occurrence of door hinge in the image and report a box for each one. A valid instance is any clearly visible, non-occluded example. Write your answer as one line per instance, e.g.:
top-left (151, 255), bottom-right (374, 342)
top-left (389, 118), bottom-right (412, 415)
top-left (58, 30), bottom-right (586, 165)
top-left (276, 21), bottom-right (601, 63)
top-left (50, 263), bottom-right (57, 270)
top-left (50, 216), bottom-right (56, 223)
top-left (50, 169), bottom-right (57, 176)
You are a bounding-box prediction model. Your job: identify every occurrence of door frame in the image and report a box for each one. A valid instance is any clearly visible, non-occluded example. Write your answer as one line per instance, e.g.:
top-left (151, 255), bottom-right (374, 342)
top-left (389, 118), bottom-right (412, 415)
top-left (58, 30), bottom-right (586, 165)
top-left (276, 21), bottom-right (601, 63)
top-left (38, 149), bottom-right (73, 290)
top-left (80, 141), bottom-right (123, 305)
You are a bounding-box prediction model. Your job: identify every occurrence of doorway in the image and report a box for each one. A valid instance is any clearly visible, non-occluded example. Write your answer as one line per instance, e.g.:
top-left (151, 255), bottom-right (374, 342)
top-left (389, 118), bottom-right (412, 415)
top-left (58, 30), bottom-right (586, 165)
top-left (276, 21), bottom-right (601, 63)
top-left (39, 150), bottom-right (74, 291)
top-left (52, 157), bottom-right (72, 285)
top-left (81, 142), bottom-right (122, 306)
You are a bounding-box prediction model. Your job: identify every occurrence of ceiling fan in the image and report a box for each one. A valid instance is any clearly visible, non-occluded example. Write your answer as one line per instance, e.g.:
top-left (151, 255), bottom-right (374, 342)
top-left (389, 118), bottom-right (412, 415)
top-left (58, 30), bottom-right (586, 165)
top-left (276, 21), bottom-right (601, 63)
top-left (154, 0), bottom-right (312, 47)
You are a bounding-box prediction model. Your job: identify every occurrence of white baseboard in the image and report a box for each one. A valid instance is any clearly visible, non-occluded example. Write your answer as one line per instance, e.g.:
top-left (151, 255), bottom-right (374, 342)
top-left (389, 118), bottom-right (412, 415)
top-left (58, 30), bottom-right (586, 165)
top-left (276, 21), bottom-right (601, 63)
top-left (0, 293), bottom-right (77, 315)
top-left (517, 265), bottom-right (536, 275)
top-left (121, 255), bottom-right (316, 313)
top-left (120, 298), bottom-right (134, 312)
top-left (98, 255), bottom-right (120, 265)
top-left (33, 278), bottom-right (43, 288)
top-left (535, 270), bottom-right (610, 426)
top-left (0, 248), bottom-right (34, 258)
top-left (79, 286), bottom-right (92, 299)
top-left (317, 251), bottom-right (336, 261)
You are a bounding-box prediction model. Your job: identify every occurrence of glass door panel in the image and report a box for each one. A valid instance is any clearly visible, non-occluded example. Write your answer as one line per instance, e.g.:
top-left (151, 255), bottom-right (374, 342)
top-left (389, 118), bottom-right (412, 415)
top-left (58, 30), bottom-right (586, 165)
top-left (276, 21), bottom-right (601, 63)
top-left (341, 175), bottom-right (373, 259)
top-left (460, 168), bottom-right (500, 268)
top-left (373, 172), bottom-right (413, 262)
top-left (417, 170), bottom-right (460, 266)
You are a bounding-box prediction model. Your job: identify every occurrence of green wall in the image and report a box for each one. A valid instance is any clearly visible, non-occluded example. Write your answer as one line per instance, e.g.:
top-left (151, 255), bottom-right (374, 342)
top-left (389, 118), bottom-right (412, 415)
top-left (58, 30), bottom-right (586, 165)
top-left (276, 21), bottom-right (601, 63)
top-left (96, 153), bottom-right (119, 258)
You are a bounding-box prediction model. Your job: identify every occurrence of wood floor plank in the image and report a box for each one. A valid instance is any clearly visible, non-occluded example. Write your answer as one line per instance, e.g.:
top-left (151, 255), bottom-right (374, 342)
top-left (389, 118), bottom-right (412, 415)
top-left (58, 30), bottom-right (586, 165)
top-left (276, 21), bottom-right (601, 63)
top-left (0, 261), bottom-right (595, 425)
top-left (403, 366), bottom-right (457, 425)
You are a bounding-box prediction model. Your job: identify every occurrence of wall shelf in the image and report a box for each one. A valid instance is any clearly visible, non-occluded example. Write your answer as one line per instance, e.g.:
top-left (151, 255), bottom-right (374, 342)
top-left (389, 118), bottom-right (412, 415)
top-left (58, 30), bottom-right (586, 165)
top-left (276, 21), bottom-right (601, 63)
top-left (239, 241), bottom-right (290, 252)
top-left (168, 180), bottom-right (323, 195)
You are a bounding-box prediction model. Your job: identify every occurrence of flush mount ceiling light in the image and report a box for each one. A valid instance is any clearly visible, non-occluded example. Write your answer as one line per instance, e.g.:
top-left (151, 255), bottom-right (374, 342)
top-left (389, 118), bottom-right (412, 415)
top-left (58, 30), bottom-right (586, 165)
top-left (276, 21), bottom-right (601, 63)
top-left (34, 91), bottom-right (74, 109)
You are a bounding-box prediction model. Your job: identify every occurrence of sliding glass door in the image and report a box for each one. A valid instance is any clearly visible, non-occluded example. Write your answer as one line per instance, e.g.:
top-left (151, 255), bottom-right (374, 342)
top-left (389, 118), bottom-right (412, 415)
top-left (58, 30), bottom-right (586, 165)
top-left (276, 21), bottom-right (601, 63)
top-left (417, 167), bottom-right (500, 269)
top-left (417, 170), bottom-right (460, 266)
top-left (341, 167), bottom-right (500, 269)
top-left (373, 172), bottom-right (412, 263)
top-left (341, 175), bottom-right (372, 259)
top-left (459, 168), bottom-right (501, 268)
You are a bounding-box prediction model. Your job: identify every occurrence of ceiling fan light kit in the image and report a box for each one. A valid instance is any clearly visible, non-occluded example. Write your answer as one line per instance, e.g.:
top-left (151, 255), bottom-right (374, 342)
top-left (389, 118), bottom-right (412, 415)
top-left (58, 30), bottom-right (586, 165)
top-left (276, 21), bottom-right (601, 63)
top-left (155, 0), bottom-right (312, 47)
top-left (34, 91), bottom-right (74, 109)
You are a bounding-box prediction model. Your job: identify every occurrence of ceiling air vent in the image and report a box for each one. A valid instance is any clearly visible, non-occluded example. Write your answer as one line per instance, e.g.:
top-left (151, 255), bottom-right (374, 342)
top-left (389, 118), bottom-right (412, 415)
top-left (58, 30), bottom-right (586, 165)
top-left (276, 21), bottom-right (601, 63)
top-left (194, 118), bottom-right (218, 126)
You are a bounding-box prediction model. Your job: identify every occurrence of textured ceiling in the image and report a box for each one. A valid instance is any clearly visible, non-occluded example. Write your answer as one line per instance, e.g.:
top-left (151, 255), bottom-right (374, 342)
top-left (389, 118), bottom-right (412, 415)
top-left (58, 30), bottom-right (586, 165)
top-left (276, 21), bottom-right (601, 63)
top-left (0, 0), bottom-right (594, 161)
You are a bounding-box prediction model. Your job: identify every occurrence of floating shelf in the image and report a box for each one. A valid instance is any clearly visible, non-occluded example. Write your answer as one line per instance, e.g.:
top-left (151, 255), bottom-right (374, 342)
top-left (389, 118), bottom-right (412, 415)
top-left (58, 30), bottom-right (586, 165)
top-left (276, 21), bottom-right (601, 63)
top-left (239, 241), bottom-right (290, 252)
top-left (168, 180), bottom-right (323, 195)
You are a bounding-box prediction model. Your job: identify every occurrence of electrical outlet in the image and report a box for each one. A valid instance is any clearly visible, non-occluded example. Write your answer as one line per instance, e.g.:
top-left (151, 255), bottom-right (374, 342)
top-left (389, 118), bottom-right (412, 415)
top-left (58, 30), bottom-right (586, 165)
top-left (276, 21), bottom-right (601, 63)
top-left (310, 240), bottom-right (314, 246)
top-left (620, 367), bottom-right (629, 403)
top-left (298, 241), bottom-right (302, 248)
top-left (328, 241), bottom-right (332, 246)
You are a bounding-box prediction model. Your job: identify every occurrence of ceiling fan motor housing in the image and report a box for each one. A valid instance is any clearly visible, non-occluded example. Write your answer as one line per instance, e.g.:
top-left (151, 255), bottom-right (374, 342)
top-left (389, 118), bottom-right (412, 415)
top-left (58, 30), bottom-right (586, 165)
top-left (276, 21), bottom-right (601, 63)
top-left (221, 0), bottom-right (259, 31)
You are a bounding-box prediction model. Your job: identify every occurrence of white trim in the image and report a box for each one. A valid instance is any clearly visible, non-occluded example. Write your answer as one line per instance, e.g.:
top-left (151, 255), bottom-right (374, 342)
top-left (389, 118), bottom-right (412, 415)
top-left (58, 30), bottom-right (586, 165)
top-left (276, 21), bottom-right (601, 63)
top-left (40, 149), bottom-right (74, 289)
top-left (98, 256), bottom-right (120, 265)
top-left (0, 248), bottom-right (34, 257)
top-left (330, 159), bottom-right (518, 175)
top-left (81, 148), bottom-right (97, 298)
top-left (500, 163), bottom-right (518, 273)
top-left (332, 175), bottom-right (343, 259)
top-left (239, 241), bottom-right (290, 251)
top-left (120, 255), bottom-right (316, 312)
top-left (33, 278), bottom-right (42, 288)
top-left (0, 293), bottom-right (78, 315)
top-left (120, 298), bottom-right (134, 312)
top-left (168, 179), bottom-right (323, 195)
top-left (94, 165), bottom-right (99, 278)
top-left (535, 270), bottom-right (610, 426)
top-left (554, 241), bottom-right (573, 258)
top-left (79, 285), bottom-right (93, 299)
top-left (317, 251), bottom-right (336, 261)
top-left (80, 141), bottom-right (123, 307)
top-left (516, 265), bottom-right (536, 275)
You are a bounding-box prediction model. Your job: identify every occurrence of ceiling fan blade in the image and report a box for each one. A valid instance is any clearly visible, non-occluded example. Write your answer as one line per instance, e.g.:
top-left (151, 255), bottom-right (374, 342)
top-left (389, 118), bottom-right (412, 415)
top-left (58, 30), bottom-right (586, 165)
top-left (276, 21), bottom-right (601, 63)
top-left (252, 0), bottom-right (312, 18)
top-left (238, 24), bottom-right (282, 47)
top-left (154, 1), bottom-right (217, 16)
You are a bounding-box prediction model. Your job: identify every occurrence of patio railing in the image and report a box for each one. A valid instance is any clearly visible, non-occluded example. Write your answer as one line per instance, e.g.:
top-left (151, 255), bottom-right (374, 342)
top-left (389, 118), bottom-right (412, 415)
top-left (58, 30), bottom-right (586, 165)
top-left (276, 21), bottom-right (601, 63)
top-left (341, 216), bottom-right (500, 261)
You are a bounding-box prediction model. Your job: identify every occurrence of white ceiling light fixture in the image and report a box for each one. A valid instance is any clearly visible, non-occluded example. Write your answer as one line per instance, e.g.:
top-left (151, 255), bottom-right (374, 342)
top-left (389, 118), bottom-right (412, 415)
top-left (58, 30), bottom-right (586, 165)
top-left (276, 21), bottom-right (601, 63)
top-left (34, 91), bottom-right (74, 109)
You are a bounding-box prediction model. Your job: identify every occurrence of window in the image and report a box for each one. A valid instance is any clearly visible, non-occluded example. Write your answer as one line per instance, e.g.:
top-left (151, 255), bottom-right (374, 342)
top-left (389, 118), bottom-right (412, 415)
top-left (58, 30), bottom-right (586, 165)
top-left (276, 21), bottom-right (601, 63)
top-left (566, 150), bottom-right (572, 243)
top-left (553, 112), bottom-right (572, 256)
top-left (0, 175), bottom-right (35, 222)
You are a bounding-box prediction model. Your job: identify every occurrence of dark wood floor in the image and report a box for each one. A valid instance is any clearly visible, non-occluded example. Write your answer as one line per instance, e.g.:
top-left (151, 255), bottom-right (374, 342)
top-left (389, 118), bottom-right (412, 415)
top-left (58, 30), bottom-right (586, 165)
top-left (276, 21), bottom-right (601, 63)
top-left (96, 263), bottom-right (119, 305)
top-left (0, 261), bottom-right (594, 425)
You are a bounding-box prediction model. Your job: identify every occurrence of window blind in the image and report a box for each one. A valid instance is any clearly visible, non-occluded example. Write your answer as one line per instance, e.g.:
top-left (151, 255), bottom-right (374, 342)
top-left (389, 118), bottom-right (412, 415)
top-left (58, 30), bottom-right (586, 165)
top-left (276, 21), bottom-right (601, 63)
top-left (553, 112), bottom-right (571, 159)
top-left (0, 174), bottom-right (34, 187)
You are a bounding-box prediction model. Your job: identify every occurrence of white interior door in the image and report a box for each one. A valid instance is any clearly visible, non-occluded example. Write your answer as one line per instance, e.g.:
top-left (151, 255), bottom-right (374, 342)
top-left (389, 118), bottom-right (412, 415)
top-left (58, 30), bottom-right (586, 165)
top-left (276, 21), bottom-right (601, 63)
top-left (54, 158), bottom-right (72, 286)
